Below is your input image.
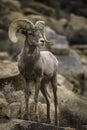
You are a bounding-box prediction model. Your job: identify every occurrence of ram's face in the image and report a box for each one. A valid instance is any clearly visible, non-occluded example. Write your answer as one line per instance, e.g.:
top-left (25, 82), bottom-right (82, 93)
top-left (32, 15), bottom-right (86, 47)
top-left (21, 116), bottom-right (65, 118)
top-left (23, 28), bottom-right (45, 47)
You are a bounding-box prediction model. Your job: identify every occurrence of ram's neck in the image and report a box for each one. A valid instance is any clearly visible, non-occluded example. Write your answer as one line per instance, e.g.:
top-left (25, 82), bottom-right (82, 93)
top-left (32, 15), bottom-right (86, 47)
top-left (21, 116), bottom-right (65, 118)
top-left (22, 41), bottom-right (40, 61)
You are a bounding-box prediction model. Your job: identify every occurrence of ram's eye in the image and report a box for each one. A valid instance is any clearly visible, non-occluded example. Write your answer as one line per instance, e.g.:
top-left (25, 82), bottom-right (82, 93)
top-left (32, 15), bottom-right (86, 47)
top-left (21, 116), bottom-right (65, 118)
top-left (18, 29), bottom-right (27, 35)
top-left (27, 31), bottom-right (33, 35)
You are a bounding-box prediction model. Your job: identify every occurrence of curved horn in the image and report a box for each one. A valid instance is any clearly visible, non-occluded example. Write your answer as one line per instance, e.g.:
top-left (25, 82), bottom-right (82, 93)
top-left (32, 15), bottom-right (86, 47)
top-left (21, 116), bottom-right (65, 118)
top-left (8, 19), bottom-right (34, 43)
top-left (35, 21), bottom-right (54, 46)
top-left (35, 21), bottom-right (45, 33)
top-left (35, 20), bottom-right (45, 39)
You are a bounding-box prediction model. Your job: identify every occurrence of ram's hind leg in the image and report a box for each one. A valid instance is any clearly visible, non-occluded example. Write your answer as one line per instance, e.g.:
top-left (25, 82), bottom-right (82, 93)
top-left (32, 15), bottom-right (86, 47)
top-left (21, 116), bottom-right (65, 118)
top-left (34, 78), bottom-right (41, 122)
top-left (40, 84), bottom-right (51, 123)
top-left (51, 74), bottom-right (59, 127)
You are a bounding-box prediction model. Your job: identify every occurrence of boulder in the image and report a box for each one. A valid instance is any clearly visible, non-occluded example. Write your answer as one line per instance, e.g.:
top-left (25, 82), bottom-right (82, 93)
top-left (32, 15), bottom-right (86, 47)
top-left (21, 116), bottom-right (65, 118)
top-left (23, 8), bottom-right (40, 16)
top-left (10, 102), bottom-right (21, 118)
top-left (0, 0), bottom-right (21, 16)
top-left (57, 50), bottom-right (84, 77)
top-left (1, 0), bottom-right (21, 11)
top-left (49, 43), bottom-right (69, 55)
top-left (68, 28), bottom-right (87, 45)
top-left (11, 120), bottom-right (59, 130)
top-left (56, 49), bottom-right (84, 93)
top-left (0, 119), bottom-right (76, 130)
top-left (2, 12), bottom-right (24, 29)
top-left (11, 91), bottom-right (24, 102)
top-left (0, 52), bottom-right (9, 60)
top-left (45, 26), bottom-right (69, 55)
top-left (1, 79), bottom-right (24, 103)
top-left (57, 86), bottom-right (87, 128)
top-left (0, 92), bottom-right (5, 99)
top-left (0, 98), bottom-right (10, 118)
top-left (27, 2), bottom-right (56, 17)
top-left (0, 61), bottom-right (18, 78)
top-left (66, 14), bottom-right (87, 45)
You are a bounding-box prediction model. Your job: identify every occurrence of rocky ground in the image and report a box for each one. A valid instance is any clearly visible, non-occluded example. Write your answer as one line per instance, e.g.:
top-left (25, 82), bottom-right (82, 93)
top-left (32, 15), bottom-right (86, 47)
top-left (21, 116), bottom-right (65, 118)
top-left (0, 0), bottom-right (87, 130)
top-left (0, 60), bottom-right (87, 130)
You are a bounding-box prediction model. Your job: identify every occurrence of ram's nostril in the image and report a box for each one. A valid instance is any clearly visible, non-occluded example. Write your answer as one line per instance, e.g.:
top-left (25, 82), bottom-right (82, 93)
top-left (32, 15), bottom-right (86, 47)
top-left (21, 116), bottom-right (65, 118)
top-left (40, 40), bottom-right (44, 43)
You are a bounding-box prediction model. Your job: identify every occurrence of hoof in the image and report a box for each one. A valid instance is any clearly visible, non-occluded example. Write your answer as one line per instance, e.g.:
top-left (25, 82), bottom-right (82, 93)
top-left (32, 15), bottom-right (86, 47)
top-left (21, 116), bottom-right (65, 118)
top-left (34, 115), bottom-right (40, 122)
top-left (23, 114), bottom-right (29, 120)
top-left (47, 119), bottom-right (51, 124)
top-left (55, 121), bottom-right (59, 127)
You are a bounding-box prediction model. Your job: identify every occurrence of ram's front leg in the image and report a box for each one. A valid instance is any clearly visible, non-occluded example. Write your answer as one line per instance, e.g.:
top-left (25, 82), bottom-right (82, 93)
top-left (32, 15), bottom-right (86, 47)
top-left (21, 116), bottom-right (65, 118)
top-left (34, 78), bottom-right (41, 122)
top-left (23, 80), bottom-right (31, 120)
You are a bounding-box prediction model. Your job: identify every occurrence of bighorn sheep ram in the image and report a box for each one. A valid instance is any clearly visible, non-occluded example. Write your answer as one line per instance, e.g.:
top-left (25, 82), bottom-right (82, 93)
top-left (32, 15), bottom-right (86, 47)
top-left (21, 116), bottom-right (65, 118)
top-left (8, 19), bottom-right (59, 126)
